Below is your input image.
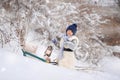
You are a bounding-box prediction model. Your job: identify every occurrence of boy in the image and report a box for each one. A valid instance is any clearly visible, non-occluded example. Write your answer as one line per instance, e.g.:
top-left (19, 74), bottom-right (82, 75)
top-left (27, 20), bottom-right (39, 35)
top-left (58, 23), bottom-right (79, 69)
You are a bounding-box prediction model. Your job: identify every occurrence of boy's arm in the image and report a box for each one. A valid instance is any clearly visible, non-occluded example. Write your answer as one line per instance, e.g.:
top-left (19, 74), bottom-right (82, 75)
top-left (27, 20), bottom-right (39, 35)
top-left (64, 36), bottom-right (79, 51)
top-left (64, 40), bottom-right (76, 50)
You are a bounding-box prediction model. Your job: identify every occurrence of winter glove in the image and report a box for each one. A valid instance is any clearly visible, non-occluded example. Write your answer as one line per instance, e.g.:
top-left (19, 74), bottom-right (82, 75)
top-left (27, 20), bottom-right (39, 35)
top-left (52, 38), bottom-right (57, 44)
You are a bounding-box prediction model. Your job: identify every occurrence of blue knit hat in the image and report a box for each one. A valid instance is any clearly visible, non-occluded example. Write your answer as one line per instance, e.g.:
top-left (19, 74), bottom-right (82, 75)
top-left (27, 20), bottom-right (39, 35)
top-left (66, 23), bottom-right (77, 35)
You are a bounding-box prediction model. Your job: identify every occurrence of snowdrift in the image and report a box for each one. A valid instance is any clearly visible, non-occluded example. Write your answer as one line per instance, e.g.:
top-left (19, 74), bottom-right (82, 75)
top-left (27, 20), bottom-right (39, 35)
top-left (0, 48), bottom-right (120, 80)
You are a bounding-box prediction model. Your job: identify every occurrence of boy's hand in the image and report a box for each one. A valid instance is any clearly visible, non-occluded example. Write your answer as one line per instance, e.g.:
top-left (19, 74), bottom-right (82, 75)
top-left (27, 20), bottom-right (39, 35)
top-left (52, 39), bottom-right (57, 44)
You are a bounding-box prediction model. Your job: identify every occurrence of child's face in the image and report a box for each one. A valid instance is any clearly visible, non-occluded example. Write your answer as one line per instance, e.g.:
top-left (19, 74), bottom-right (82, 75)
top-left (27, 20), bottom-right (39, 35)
top-left (67, 30), bottom-right (73, 37)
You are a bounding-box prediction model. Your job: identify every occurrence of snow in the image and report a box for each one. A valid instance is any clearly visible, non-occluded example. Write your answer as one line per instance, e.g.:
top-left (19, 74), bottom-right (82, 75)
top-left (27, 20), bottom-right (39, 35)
top-left (0, 0), bottom-right (120, 79)
top-left (99, 57), bottom-right (120, 76)
top-left (0, 0), bottom-right (119, 65)
top-left (112, 46), bottom-right (120, 52)
top-left (0, 48), bottom-right (120, 80)
top-left (87, 0), bottom-right (117, 7)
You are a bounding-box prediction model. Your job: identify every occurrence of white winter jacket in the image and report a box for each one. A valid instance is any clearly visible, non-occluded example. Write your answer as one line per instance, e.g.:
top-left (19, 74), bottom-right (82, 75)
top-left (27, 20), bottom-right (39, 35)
top-left (60, 35), bottom-right (79, 51)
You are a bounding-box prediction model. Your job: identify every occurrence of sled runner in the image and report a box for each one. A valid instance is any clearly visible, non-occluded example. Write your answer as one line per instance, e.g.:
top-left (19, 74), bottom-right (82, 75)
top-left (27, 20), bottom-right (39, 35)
top-left (22, 49), bottom-right (46, 62)
top-left (22, 49), bottom-right (58, 65)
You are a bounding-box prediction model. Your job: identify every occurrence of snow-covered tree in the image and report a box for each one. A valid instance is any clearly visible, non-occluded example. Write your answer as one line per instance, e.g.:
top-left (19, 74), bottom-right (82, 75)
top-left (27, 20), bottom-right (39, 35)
top-left (0, 0), bottom-right (119, 65)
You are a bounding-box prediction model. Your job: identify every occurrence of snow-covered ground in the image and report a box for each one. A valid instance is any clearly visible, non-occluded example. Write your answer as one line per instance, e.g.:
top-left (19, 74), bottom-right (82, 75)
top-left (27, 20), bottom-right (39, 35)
top-left (0, 48), bottom-right (120, 80)
top-left (0, 0), bottom-right (120, 65)
top-left (0, 0), bottom-right (120, 80)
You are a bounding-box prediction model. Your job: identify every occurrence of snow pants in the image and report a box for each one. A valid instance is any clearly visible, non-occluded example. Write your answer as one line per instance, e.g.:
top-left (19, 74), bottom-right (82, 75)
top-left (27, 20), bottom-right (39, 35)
top-left (59, 51), bottom-right (76, 70)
